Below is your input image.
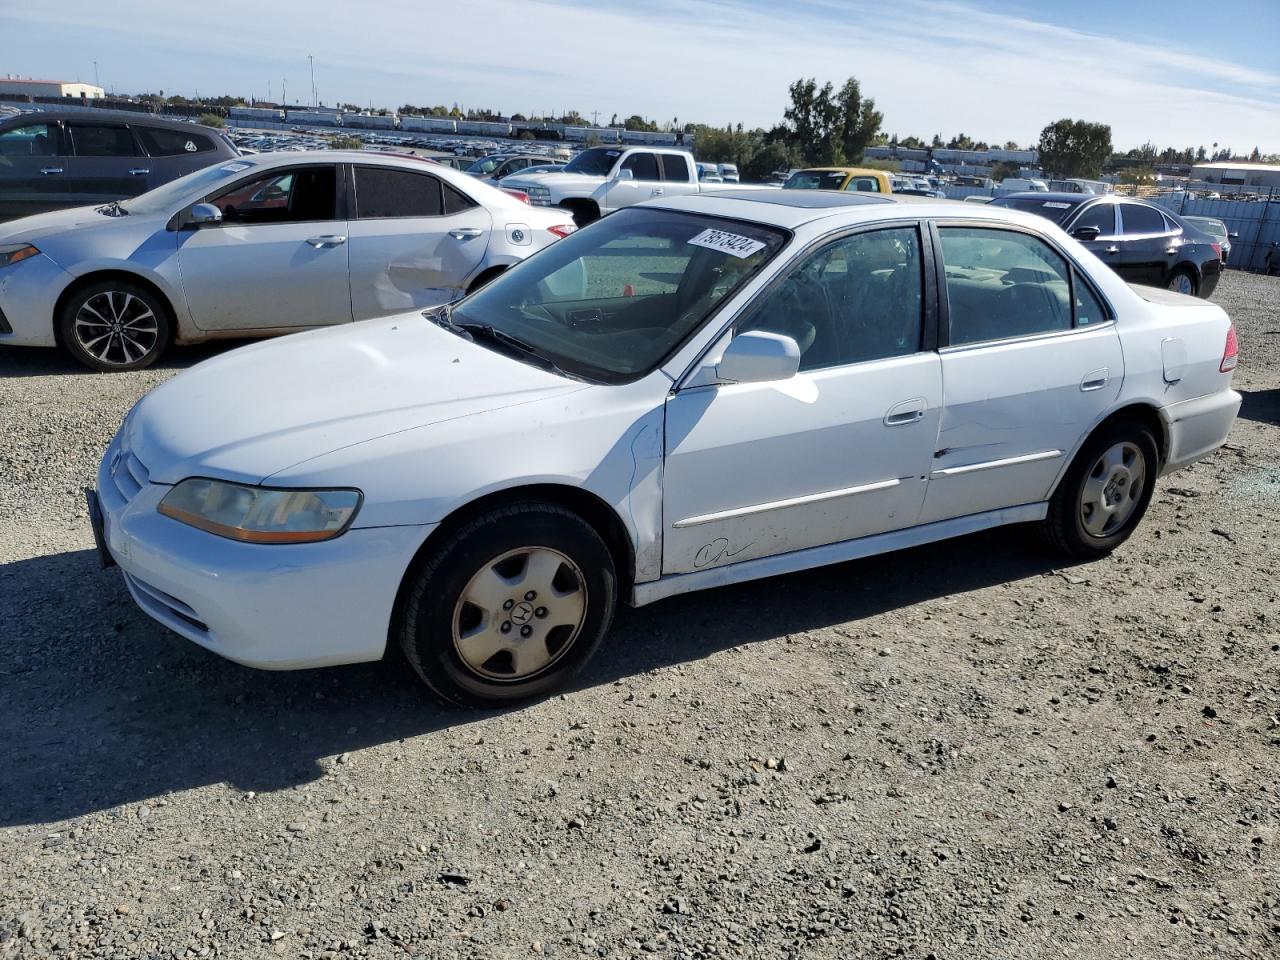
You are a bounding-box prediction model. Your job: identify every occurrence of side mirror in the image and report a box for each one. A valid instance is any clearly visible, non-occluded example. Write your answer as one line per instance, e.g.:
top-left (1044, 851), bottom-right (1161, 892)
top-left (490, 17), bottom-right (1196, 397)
top-left (1229, 232), bottom-right (1240, 239)
top-left (1072, 225), bottom-right (1100, 242)
top-left (187, 203), bottom-right (223, 228)
top-left (612, 167), bottom-right (634, 182)
top-left (715, 330), bottom-right (800, 384)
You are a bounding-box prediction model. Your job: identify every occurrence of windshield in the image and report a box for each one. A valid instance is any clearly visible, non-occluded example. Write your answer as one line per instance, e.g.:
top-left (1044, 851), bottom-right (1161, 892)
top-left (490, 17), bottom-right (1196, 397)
top-left (562, 147), bottom-right (621, 176)
top-left (451, 207), bottom-right (788, 384)
top-left (783, 170), bottom-right (846, 191)
top-left (989, 196), bottom-right (1082, 224)
top-left (466, 156), bottom-right (504, 175)
top-left (119, 159), bottom-right (259, 215)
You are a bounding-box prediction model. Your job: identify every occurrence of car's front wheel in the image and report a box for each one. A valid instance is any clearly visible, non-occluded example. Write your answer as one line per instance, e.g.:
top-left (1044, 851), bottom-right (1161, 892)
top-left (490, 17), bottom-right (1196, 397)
top-left (58, 280), bottom-right (171, 372)
top-left (1040, 418), bottom-right (1159, 558)
top-left (398, 502), bottom-right (617, 707)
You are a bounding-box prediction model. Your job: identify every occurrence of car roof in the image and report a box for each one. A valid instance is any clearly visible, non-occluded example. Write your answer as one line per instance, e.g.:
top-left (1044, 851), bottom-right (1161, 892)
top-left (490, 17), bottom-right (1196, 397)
top-left (648, 191), bottom-right (995, 229)
top-left (0, 109), bottom-right (221, 133)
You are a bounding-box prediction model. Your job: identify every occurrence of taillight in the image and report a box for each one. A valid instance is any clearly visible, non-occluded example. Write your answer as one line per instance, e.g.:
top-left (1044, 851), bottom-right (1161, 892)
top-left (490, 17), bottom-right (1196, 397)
top-left (1210, 241), bottom-right (1222, 261)
top-left (501, 188), bottom-right (530, 204)
top-left (547, 224), bottom-right (577, 239)
top-left (1221, 323), bottom-right (1239, 372)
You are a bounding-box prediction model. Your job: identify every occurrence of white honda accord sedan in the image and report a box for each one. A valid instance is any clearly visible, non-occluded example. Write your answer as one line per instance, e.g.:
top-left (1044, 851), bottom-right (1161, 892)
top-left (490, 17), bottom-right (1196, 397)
top-left (91, 192), bottom-right (1241, 706)
top-left (0, 151), bottom-right (575, 371)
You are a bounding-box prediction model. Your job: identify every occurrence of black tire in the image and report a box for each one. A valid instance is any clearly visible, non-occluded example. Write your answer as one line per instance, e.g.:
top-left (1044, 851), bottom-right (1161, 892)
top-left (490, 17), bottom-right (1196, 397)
top-left (1165, 267), bottom-right (1198, 297)
top-left (564, 202), bottom-right (599, 229)
top-left (467, 267), bottom-right (505, 294)
top-left (398, 502), bottom-right (617, 708)
top-left (1040, 418), bottom-right (1159, 559)
top-left (58, 279), bottom-right (172, 372)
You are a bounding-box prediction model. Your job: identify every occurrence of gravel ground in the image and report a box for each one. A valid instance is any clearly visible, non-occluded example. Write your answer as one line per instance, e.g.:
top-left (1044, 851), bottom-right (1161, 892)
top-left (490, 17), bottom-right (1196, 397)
top-left (1, 273), bottom-right (1277, 959)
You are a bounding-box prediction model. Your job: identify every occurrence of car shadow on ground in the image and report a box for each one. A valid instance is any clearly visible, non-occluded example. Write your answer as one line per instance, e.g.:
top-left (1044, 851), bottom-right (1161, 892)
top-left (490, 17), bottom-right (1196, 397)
top-left (0, 528), bottom-right (1076, 827)
top-left (1238, 387), bottom-right (1280, 427)
top-left (0, 341), bottom-right (253, 378)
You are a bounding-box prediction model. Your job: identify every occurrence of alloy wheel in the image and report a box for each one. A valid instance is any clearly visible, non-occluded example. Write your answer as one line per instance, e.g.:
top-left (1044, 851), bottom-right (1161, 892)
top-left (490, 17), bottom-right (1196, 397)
top-left (452, 546), bottom-right (587, 681)
top-left (73, 290), bottom-right (160, 367)
top-left (1079, 441), bottom-right (1147, 538)
top-left (1167, 273), bottom-right (1195, 296)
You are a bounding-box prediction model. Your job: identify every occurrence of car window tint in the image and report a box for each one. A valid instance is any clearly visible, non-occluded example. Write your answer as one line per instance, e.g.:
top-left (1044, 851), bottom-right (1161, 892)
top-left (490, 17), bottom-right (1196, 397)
top-left (354, 166), bottom-right (442, 218)
top-left (209, 166), bottom-right (337, 223)
top-left (1070, 203), bottom-right (1116, 235)
top-left (1073, 273), bottom-right (1108, 327)
top-left (621, 152), bottom-right (660, 180)
top-left (0, 122), bottom-right (58, 157)
top-left (660, 154), bottom-right (691, 182)
top-left (443, 182), bottom-right (478, 214)
top-left (1119, 203), bottom-right (1167, 235)
top-left (135, 126), bottom-right (215, 156)
top-left (69, 125), bottom-right (138, 157)
top-left (845, 176), bottom-right (880, 192)
top-left (739, 227), bottom-right (924, 371)
top-left (939, 227), bottom-right (1072, 345)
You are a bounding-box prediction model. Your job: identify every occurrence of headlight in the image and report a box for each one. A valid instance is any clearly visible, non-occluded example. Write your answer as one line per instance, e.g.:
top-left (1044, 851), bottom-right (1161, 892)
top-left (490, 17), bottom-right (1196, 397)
top-left (158, 479), bottom-right (361, 544)
top-left (0, 244), bottom-right (39, 268)
top-left (525, 185), bottom-right (551, 198)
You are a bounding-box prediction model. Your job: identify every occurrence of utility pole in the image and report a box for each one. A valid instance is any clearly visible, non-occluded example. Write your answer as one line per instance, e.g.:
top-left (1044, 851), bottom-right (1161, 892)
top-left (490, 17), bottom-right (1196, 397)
top-left (282, 78), bottom-right (286, 106)
top-left (93, 60), bottom-right (99, 88)
top-left (308, 55), bottom-right (316, 108)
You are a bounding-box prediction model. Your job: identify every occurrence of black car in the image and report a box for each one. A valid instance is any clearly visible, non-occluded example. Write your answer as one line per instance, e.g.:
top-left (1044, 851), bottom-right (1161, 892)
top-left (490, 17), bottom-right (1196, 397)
top-left (990, 193), bottom-right (1222, 298)
top-left (0, 110), bottom-right (240, 222)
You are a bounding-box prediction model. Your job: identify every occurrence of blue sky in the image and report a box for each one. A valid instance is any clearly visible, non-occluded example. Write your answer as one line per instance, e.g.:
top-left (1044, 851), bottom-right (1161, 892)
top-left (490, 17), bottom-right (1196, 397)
top-left (4, 0), bottom-right (1278, 152)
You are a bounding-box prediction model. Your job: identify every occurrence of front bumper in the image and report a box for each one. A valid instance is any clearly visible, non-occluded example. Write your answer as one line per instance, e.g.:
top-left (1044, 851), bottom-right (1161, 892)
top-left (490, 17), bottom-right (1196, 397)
top-left (0, 253), bottom-right (72, 348)
top-left (1159, 388), bottom-right (1242, 474)
top-left (96, 437), bottom-right (433, 670)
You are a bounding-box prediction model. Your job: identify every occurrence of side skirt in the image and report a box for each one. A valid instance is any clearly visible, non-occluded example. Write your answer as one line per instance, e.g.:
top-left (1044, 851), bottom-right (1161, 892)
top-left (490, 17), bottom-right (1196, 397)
top-left (630, 502), bottom-right (1048, 606)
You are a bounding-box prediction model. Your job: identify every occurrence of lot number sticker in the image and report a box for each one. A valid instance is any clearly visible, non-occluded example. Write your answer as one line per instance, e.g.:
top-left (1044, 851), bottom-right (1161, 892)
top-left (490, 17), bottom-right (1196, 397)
top-left (688, 228), bottom-right (766, 259)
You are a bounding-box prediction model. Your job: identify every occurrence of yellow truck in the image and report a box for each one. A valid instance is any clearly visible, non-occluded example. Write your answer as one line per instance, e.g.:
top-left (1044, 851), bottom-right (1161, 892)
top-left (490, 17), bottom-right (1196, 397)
top-left (781, 167), bottom-right (893, 194)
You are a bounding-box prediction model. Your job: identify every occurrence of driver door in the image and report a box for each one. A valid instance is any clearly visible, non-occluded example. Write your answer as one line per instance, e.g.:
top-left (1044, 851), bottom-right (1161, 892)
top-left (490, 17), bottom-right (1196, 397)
top-left (176, 164), bottom-right (353, 332)
top-left (605, 152), bottom-right (664, 211)
top-left (661, 225), bottom-right (942, 575)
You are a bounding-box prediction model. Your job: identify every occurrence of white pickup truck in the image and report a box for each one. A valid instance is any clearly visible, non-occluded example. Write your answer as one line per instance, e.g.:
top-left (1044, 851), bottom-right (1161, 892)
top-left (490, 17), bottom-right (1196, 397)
top-left (501, 146), bottom-right (759, 226)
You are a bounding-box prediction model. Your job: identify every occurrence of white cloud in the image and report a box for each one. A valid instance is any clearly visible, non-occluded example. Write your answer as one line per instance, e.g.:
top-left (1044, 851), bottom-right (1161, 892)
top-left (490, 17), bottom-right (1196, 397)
top-left (4, 0), bottom-right (1278, 150)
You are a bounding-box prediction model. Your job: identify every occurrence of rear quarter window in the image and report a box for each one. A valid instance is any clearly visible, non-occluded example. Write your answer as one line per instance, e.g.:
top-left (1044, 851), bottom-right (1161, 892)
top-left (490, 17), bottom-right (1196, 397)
top-left (136, 126), bottom-right (216, 156)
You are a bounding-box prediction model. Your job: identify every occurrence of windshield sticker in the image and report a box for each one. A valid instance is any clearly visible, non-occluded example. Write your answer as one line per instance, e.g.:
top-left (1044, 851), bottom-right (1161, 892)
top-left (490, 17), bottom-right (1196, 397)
top-left (606, 151), bottom-right (620, 158)
top-left (219, 162), bottom-right (251, 173)
top-left (1043, 201), bottom-right (1072, 209)
top-left (688, 228), bottom-right (767, 259)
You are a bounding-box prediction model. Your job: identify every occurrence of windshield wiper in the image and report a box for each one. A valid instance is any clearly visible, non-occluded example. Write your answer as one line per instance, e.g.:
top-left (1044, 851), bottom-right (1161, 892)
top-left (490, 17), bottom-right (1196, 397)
top-left (423, 302), bottom-right (472, 340)
top-left (456, 321), bottom-right (570, 377)
top-left (96, 200), bottom-right (129, 217)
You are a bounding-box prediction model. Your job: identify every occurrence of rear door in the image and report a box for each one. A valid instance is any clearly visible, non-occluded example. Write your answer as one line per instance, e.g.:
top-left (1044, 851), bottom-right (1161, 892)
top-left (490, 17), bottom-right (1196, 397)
top-left (0, 119), bottom-right (69, 219)
top-left (347, 164), bottom-right (491, 318)
top-left (133, 125), bottom-right (225, 189)
top-left (1113, 201), bottom-right (1179, 285)
top-left (922, 223), bottom-right (1122, 523)
top-left (176, 163), bottom-right (352, 331)
top-left (658, 154), bottom-right (700, 200)
top-left (64, 122), bottom-right (150, 204)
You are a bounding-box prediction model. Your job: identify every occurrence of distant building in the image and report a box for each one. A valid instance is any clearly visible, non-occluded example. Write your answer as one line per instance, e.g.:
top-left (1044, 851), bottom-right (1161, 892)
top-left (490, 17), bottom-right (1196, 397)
top-left (1191, 161), bottom-right (1280, 189)
top-left (0, 77), bottom-right (105, 99)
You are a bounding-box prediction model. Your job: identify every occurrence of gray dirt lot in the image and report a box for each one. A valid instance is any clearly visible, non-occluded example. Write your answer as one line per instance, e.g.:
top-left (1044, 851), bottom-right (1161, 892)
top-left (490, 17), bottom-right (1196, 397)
top-left (1, 273), bottom-right (1277, 960)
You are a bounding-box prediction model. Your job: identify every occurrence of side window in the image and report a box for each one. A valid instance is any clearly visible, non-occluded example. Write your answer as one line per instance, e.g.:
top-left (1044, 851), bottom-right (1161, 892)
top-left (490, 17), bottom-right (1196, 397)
top-left (443, 182), bottom-right (478, 214)
top-left (739, 226), bottom-right (924, 371)
top-left (1119, 202), bottom-right (1168, 236)
top-left (845, 176), bottom-right (880, 193)
top-left (660, 154), bottom-right (691, 182)
top-left (1069, 203), bottom-right (1116, 236)
top-left (68, 125), bottom-right (139, 157)
top-left (135, 127), bottom-right (214, 156)
top-left (939, 227), bottom-right (1072, 345)
top-left (0, 123), bottom-right (58, 157)
top-left (1073, 273), bottom-right (1108, 327)
top-left (621, 152), bottom-right (660, 181)
top-left (354, 166), bottom-right (442, 218)
top-left (208, 166), bottom-right (337, 223)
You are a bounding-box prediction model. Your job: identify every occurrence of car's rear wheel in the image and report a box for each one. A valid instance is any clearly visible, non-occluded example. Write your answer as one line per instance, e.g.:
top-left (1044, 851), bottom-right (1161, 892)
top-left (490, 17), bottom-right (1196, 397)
top-left (58, 280), bottom-right (171, 372)
top-left (1166, 268), bottom-right (1197, 296)
top-left (1040, 418), bottom-right (1159, 558)
top-left (398, 502), bottom-right (617, 707)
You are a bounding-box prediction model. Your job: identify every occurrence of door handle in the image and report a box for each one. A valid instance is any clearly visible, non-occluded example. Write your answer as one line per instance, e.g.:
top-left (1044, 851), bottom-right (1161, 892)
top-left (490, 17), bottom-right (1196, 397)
top-left (1103, 246), bottom-right (1120, 254)
top-left (304, 235), bottom-right (347, 248)
top-left (40, 167), bottom-right (63, 175)
top-left (1080, 367), bottom-right (1110, 392)
top-left (1165, 248), bottom-right (1178, 255)
top-left (884, 398), bottom-right (927, 426)
top-left (448, 228), bottom-right (483, 240)
top-left (650, 188), bottom-right (664, 197)
top-left (128, 168), bottom-right (150, 176)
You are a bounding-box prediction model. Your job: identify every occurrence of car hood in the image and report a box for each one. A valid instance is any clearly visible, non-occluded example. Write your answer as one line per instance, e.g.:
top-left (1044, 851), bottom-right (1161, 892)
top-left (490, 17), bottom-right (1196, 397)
top-left (0, 205), bottom-right (142, 245)
top-left (127, 312), bottom-right (586, 486)
top-left (501, 172), bottom-right (605, 193)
